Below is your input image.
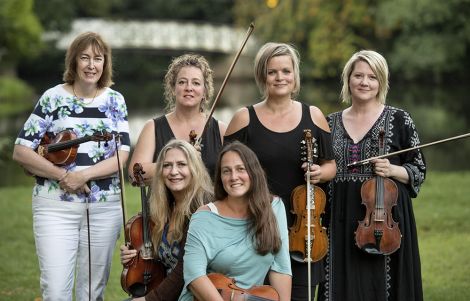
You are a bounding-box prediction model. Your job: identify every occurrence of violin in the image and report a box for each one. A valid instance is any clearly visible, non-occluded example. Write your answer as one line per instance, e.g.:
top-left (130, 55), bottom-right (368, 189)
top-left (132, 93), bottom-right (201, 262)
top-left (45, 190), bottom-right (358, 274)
top-left (194, 273), bottom-right (279, 301)
top-left (36, 130), bottom-right (112, 165)
top-left (121, 163), bottom-right (166, 297)
top-left (289, 129), bottom-right (328, 263)
top-left (355, 130), bottom-right (401, 255)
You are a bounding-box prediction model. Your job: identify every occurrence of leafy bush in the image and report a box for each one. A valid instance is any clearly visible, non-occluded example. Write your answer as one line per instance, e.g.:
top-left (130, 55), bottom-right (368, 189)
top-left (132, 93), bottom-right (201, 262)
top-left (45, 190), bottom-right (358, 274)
top-left (0, 76), bottom-right (35, 117)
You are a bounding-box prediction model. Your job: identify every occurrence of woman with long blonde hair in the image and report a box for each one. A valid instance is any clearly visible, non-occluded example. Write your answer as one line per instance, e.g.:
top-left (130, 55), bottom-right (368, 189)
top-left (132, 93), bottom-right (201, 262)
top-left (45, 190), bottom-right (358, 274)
top-left (121, 139), bottom-right (213, 301)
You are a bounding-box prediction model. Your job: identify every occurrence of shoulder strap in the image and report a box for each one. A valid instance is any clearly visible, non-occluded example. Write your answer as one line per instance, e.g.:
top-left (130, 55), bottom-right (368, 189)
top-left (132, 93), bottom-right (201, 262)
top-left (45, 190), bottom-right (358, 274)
top-left (207, 202), bottom-right (219, 215)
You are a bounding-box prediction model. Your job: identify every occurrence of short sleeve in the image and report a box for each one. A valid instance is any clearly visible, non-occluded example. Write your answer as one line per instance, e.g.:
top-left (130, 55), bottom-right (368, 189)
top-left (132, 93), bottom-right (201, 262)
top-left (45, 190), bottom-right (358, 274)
top-left (15, 88), bottom-right (60, 149)
top-left (182, 213), bottom-right (211, 288)
top-left (270, 197), bottom-right (292, 276)
top-left (111, 91), bottom-right (131, 152)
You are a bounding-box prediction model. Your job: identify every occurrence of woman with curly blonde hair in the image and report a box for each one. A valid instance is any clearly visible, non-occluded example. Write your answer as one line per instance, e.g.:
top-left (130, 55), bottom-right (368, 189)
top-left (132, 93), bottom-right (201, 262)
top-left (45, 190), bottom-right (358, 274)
top-left (129, 54), bottom-right (226, 184)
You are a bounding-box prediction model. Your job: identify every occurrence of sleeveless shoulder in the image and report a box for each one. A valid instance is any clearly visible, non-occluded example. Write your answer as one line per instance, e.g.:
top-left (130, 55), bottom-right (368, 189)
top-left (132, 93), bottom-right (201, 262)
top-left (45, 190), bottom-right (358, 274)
top-left (224, 106), bottom-right (252, 145)
top-left (153, 115), bottom-right (175, 162)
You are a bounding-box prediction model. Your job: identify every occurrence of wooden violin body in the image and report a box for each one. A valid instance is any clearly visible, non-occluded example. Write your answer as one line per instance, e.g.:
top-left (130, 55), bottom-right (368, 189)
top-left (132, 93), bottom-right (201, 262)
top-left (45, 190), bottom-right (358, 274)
top-left (288, 129), bottom-right (328, 263)
top-left (36, 130), bottom-right (112, 166)
top-left (355, 177), bottom-right (401, 255)
top-left (121, 213), bottom-right (166, 297)
top-left (194, 273), bottom-right (279, 301)
top-left (121, 163), bottom-right (166, 297)
top-left (355, 130), bottom-right (401, 255)
top-left (289, 184), bottom-right (328, 262)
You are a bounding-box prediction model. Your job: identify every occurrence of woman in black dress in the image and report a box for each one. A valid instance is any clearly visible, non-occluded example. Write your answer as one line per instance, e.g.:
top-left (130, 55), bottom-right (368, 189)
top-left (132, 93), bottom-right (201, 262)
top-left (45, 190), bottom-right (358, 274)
top-left (319, 50), bottom-right (426, 301)
top-left (129, 54), bottom-right (226, 183)
top-left (225, 42), bottom-right (336, 301)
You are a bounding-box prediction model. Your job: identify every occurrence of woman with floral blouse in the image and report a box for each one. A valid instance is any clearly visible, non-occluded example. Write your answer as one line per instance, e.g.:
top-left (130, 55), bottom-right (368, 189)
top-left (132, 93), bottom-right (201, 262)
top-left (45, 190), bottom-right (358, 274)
top-left (12, 32), bottom-right (130, 301)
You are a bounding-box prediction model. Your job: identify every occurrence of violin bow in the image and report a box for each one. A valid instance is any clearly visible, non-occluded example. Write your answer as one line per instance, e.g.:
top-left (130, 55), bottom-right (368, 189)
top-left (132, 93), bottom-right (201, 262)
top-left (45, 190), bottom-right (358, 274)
top-left (304, 130), bottom-right (313, 301)
top-left (114, 133), bottom-right (128, 231)
top-left (347, 132), bottom-right (470, 167)
top-left (191, 23), bottom-right (255, 147)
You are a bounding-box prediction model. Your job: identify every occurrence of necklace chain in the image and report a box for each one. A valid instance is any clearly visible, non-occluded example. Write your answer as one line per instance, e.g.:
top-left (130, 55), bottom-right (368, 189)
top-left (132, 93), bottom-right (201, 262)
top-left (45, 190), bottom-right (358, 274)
top-left (72, 84), bottom-right (98, 105)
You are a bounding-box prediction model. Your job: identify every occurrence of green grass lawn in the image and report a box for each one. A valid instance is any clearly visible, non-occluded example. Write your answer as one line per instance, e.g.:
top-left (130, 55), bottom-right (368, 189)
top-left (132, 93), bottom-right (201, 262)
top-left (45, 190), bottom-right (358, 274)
top-left (1, 171), bottom-right (469, 300)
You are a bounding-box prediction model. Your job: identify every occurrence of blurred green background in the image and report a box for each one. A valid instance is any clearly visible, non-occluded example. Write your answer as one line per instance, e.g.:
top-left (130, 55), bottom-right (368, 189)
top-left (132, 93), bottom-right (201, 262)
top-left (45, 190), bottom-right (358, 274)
top-left (1, 0), bottom-right (469, 300)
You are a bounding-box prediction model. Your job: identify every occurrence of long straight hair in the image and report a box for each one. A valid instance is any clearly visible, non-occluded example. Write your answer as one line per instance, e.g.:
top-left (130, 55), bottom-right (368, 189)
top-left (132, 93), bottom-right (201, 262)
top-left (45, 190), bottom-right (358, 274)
top-left (214, 141), bottom-right (281, 255)
top-left (149, 139), bottom-right (213, 252)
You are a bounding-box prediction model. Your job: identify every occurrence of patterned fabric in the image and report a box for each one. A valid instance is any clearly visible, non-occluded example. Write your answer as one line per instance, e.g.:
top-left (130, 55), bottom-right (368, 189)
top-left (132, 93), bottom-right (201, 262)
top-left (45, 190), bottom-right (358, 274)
top-left (15, 84), bottom-right (130, 203)
top-left (158, 223), bottom-right (181, 274)
top-left (319, 106), bottom-right (426, 301)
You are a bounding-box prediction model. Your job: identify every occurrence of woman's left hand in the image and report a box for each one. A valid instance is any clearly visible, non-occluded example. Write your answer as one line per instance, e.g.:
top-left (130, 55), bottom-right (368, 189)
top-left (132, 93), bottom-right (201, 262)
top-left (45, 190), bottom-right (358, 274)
top-left (302, 163), bottom-right (322, 184)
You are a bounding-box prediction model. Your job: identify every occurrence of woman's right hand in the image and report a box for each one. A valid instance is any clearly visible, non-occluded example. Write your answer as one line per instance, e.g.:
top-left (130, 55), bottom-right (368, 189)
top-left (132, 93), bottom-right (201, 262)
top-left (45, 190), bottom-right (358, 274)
top-left (120, 244), bottom-right (137, 265)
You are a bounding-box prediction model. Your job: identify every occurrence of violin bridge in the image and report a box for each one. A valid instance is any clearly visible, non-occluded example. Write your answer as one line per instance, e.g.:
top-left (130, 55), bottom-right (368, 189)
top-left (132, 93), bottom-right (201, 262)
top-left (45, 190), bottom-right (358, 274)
top-left (37, 145), bottom-right (46, 157)
top-left (140, 246), bottom-right (154, 260)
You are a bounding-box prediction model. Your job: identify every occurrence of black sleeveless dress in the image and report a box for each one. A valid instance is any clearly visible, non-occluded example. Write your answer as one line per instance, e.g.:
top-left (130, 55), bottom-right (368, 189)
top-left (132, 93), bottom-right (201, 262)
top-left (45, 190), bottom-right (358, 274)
top-left (153, 115), bottom-right (222, 178)
top-left (225, 103), bottom-right (334, 301)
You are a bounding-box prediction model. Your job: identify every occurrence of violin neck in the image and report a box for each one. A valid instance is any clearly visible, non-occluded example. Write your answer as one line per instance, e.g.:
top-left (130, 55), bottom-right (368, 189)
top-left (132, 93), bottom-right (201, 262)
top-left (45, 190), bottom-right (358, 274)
top-left (140, 186), bottom-right (154, 258)
top-left (46, 136), bottom-right (93, 153)
top-left (306, 166), bottom-right (315, 210)
top-left (375, 129), bottom-right (386, 220)
top-left (375, 176), bottom-right (384, 214)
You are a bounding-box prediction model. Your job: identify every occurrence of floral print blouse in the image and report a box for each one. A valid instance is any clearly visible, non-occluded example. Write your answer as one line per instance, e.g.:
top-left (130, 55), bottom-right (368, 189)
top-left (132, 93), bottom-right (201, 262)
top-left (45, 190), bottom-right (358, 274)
top-left (15, 84), bottom-right (130, 203)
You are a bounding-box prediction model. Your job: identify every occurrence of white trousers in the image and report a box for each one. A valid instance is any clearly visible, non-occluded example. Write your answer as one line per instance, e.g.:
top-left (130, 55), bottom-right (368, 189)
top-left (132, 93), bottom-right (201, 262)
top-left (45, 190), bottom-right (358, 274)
top-left (33, 195), bottom-right (122, 301)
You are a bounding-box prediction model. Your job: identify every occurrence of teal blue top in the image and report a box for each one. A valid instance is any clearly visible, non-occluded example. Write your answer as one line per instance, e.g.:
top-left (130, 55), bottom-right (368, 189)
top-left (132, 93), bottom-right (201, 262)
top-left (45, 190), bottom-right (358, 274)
top-left (178, 197), bottom-right (291, 301)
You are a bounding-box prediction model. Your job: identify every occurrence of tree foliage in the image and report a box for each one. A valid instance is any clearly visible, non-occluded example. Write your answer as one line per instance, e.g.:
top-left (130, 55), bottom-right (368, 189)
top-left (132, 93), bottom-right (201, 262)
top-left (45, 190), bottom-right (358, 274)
top-left (0, 76), bottom-right (34, 117)
top-left (113, 0), bottom-right (234, 23)
top-left (234, 0), bottom-right (470, 82)
top-left (234, 0), bottom-right (377, 78)
top-left (0, 0), bottom-right (43, 65)
top-left (377, 0), bottom-right (470, 82)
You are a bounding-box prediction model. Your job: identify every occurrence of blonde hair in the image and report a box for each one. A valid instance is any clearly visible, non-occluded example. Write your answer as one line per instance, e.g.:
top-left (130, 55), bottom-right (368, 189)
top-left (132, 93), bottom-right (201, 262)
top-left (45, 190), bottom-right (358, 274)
top-left (63, 32), bottom-right (113, 88)
top-left (254, 42), bottom-right (301, 100)
top-left (341, 50), bottom-right (389, 104)
top-left (163, 54), bottom-right (214, 112)
top-left (149, 139), bottom-right (213, 252)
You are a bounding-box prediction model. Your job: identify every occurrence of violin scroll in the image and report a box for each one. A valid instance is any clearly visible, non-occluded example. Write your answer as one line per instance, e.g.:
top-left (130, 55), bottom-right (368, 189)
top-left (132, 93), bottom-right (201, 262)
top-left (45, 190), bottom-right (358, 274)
top-left (132, 163), bottom-right (146, 187)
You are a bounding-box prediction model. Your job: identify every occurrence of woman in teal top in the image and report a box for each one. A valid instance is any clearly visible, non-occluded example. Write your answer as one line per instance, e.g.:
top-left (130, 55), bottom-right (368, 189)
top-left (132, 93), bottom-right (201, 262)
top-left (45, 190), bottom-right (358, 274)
top-left (179, 141), bottom-right (292, 301)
